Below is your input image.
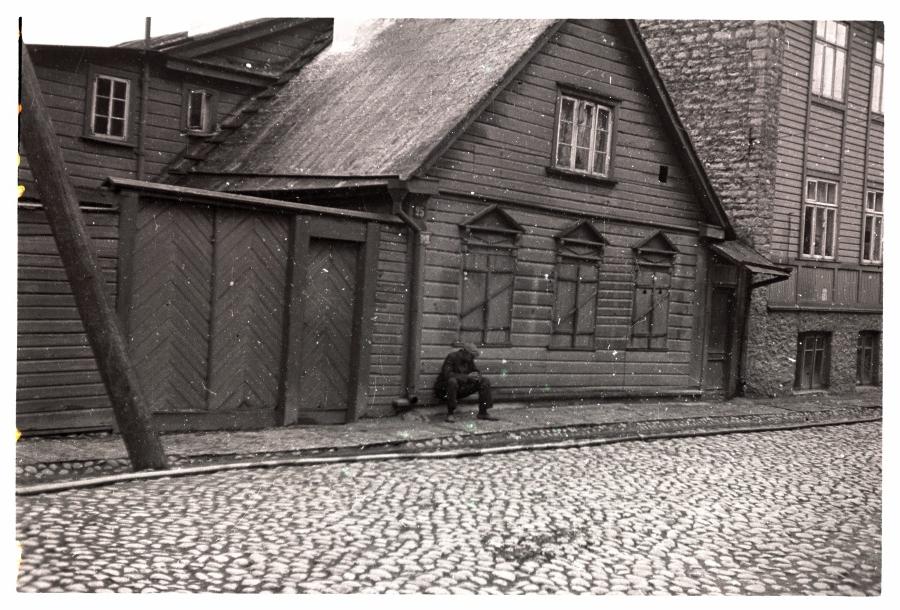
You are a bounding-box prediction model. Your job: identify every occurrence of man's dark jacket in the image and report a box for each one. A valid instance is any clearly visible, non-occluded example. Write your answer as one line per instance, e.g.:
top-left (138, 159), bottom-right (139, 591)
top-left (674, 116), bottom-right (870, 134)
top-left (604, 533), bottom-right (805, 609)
top-left (433, 349), bottom-right (479, 397)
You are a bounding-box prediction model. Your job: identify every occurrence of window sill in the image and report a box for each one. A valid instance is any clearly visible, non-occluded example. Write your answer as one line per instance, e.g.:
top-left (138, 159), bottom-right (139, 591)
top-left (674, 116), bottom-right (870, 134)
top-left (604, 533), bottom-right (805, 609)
top-left (810, 95), bottom-right (847, 112)
top-left (546, 345), bottom-right (597, 352)
top-left (545, 165), bottom-right (617, 187)
top-left (81, 134), bottom-right (135, 149)
top-left (185, 130), bottom-right (218, 138)
top-left (854, 384), bottom-right (881, 392)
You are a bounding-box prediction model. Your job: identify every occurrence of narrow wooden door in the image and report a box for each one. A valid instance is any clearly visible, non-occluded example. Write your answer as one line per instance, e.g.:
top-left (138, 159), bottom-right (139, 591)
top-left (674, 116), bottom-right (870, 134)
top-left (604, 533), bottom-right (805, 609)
top-left (704, 287), bottom-right (735, 391)
top-left (297, 238), bottom-right (360, 423)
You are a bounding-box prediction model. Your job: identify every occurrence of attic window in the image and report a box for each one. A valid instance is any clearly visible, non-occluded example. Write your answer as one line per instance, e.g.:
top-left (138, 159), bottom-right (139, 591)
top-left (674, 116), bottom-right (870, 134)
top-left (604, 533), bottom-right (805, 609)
top-left (183, 87), bottom-right (217, 134)
top-left (91, 75), bottom-right (130, 139)
top-left (553, 92), bottom-right (616, 179)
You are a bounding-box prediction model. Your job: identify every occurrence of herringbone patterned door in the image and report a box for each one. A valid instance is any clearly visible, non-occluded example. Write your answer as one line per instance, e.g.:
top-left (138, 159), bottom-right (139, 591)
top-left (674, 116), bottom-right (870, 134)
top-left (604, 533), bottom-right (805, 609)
top-left (299, 239), bottom-right (359, 423)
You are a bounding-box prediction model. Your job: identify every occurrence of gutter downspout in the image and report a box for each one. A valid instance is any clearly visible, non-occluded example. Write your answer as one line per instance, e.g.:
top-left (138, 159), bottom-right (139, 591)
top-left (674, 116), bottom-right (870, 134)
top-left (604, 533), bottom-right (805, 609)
top-left (390, 187), bottom-right (429, 410)
top-left (136, 17), bottom-right (151, 180)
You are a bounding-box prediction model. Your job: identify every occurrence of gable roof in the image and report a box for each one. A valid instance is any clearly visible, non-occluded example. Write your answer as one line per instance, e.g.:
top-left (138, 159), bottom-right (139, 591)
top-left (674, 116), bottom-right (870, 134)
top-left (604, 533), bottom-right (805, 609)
top-left (187, 19), bottom-right (558, 181)
top-left (181, 18), bottom-right (734, 237)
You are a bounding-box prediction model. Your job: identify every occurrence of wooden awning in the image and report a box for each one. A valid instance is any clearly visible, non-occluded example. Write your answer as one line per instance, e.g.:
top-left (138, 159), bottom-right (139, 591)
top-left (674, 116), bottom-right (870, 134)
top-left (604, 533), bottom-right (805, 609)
top-left (709, 240), bottom-right (792, 287)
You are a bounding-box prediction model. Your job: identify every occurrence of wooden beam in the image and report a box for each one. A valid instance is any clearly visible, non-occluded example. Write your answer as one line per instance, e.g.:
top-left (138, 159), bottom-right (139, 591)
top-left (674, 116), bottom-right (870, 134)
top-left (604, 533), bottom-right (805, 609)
top-left (279, 216), bottom-right (311, 426)
top-left (19, 44), bottom-right (168, 471)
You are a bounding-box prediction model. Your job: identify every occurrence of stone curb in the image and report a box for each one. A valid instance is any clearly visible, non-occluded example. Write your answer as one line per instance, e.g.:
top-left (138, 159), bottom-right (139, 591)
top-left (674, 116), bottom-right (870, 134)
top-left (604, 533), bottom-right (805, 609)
top-left (16, 406), bottom-right (881, 491)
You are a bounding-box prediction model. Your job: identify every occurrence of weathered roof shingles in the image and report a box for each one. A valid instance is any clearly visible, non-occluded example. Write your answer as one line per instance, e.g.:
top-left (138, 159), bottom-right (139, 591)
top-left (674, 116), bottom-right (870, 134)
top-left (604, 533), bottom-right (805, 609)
top-left (193, 19), bottom-right (556, 179)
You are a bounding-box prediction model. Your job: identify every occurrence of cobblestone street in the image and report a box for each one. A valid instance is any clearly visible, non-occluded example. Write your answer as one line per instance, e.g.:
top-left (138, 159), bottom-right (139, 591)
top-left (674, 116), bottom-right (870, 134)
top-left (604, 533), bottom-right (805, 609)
top-left (16, 422), bottom-right (881, 595)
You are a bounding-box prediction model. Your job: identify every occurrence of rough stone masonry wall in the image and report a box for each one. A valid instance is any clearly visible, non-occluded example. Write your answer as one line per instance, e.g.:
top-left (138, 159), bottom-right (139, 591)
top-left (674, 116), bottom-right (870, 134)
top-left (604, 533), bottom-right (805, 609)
top-left (748, 311), bottom-right (883, 397)
top-left (639, 20), bottom-right (784, 252)
top-left (642, 21), bottom-right (806, 396)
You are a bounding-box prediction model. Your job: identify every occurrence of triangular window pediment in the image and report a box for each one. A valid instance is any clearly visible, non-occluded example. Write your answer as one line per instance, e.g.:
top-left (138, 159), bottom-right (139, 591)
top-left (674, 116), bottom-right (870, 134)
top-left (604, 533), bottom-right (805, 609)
top-left (634, 231), bottom-right (678, 265)
top-left (555, 220), bottom-right (607, 260)
top-left (460, 205), bottom-right (523, 247)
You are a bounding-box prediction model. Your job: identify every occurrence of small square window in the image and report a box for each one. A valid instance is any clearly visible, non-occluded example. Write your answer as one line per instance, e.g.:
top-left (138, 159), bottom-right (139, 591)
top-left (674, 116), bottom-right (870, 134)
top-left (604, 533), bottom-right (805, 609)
top-left (553, 92), bottom-right (615, 178)
top-left (90, 75), bottom-right (130, 139)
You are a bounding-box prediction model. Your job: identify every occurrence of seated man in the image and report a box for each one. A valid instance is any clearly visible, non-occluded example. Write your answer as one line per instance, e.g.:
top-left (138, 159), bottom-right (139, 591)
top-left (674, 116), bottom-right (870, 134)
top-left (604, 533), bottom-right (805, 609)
top-left (433, 343), bottom-right (498, 423)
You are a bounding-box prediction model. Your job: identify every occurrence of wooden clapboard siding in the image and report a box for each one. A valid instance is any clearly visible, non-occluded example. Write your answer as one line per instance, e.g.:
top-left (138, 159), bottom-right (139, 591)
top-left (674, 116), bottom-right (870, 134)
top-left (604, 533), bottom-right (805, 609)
top-left (430, 20), bottom-right (702, 232)
top-left (190, 20), bottom-right (331, 76)
top-left (206, 208), bottom-right (289, 411)
top-left (419, 193), bottom-right (703, 399)
top-left (19, 48), bottom-right (270, 204)
top-left (127, 200), bottom-right (214, 413)
top-left (768, 21), bottom-right (882, 312)
top-left (368, 226), bottom-right (409, 407)
top-left (16, 207), bottom-right (118, 432)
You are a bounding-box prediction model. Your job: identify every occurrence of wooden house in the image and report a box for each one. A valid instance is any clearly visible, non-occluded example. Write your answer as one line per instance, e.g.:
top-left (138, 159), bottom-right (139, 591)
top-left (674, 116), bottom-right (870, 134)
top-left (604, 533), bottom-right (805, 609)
top-left (641, 21), bottom-right (883, 396)
top-left (20, 18), bottom-right (788, 434)
top-left (17, 18), bottom-right (334, 433)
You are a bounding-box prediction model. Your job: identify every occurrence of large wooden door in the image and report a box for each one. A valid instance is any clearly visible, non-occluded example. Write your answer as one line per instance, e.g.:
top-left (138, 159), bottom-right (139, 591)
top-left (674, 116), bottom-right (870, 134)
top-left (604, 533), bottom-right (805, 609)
top-left (704, 286), bottom-right (735, 391)
top-left (297, 238), bottom-right (360, 423)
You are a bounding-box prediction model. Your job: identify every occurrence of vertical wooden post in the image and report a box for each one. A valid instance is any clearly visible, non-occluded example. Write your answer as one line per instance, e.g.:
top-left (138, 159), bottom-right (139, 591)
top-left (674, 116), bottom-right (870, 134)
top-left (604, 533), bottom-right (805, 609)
top-left (19, 44), bottom-right (168, 470)
top-left (279, 215), bottom-right (311, 426)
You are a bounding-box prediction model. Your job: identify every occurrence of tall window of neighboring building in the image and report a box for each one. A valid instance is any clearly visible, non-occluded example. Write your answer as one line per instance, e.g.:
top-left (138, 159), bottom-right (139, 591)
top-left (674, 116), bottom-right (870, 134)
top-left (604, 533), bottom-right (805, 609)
top-left (872, 39), bottom-right (884, 113)
top-left (554, 93), bottom-right (614, 178)
top-left (186, 89), bottom-right (214, 133)
top-left (812, 20), bottom-right (848, 101)
top-left (862, 190), bottom-right (883, 264)
top-left (795, 332), bottom-right (831, 391)
top-left (856, 331), bottom-right (881, 386)
top-left (91, 75), bottom-right (130, 139)
top-left (801, 178), bottom-right (838, 259)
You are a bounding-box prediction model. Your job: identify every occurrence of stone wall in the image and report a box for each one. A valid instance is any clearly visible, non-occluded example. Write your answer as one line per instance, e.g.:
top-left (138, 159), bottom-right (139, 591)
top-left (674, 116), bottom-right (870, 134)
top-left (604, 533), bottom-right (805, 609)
top-left (639, 20), bottom-right (784, 253)
top-left (741, 305), bottom-right (882, 397)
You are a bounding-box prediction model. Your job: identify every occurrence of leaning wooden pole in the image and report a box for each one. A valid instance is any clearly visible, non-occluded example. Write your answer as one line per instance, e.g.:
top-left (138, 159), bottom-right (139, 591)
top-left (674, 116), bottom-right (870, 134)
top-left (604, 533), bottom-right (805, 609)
top-left (19, 43), bottom-right (168, 471)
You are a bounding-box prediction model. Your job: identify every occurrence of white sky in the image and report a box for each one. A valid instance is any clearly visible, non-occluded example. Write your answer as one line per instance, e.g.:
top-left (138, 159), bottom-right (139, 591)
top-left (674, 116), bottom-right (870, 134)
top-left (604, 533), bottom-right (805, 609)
top-left (16, 1), bottom-right (891, 47)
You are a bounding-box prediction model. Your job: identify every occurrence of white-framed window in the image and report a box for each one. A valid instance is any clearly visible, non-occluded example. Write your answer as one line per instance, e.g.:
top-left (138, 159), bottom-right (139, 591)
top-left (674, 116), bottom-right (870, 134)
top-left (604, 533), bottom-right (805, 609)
top-left (554, 94), bottom-right (614, 178)
top-left (91, 75), bottom-right (130, 139)
top-left (801, 178), bottom-right (838, 259)
top-left (187, 89), bottom-right (213, 132)
top-left (862, 190), bottom-right (883, 263)
top-left (812, 21), bottom-right (848, 101)
top-left (872, 39), bottom-right (884, 113)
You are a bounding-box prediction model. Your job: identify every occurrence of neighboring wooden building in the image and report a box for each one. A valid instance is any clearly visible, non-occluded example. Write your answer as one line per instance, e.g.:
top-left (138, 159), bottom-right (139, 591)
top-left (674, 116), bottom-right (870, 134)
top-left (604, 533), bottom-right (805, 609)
top-left (20, 18), bottom-right (788, 434)
top-left (641, 21), bottom-right (883, 396)
top-left (17, 19), bottom-right (334, 433)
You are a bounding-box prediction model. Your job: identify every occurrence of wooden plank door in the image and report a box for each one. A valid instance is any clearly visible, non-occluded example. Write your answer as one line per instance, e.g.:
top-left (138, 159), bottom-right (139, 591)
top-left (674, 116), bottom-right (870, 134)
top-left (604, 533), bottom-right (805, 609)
top-left (296, 238), bottom-right (361, 423)
top-left (703, 286), bottom-right (734, 391)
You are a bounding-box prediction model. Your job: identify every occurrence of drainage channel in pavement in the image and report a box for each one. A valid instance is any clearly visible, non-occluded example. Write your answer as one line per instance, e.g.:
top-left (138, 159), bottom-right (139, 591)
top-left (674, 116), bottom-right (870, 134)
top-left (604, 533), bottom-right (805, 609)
top-left (16, 407), bottom-right (881, 488)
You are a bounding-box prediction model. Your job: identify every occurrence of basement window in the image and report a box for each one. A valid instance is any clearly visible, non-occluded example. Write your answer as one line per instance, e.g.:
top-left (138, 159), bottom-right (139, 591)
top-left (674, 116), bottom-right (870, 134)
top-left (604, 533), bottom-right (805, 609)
top-left (795, 331), bottom-right (831, 390)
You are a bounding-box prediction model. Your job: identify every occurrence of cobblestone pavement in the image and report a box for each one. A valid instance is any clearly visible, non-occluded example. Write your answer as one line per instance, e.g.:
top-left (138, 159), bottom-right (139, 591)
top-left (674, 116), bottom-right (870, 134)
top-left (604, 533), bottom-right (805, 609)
top-left (16, 422), bottom-right (881, 594)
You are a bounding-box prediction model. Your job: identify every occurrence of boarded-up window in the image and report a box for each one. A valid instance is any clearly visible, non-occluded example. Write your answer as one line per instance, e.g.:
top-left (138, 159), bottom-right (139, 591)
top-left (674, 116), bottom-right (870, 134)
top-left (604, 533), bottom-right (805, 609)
top-left (630, 266), bottom-right (671, 350)
top-left (629, 232), bottom-right (677, 351)
top-left (458, 206), bottom-right (523, 346)
top-left (549, 221), bottom-right (606, 350)
top-left (460, 246), bottom-right (516, 346)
